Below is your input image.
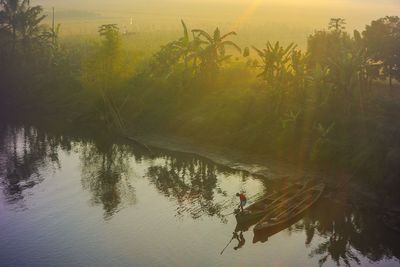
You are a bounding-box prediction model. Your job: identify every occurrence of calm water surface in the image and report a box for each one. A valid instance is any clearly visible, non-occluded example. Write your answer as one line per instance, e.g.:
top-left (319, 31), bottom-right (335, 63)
top-left (0, 124), bottom-right (399, 267)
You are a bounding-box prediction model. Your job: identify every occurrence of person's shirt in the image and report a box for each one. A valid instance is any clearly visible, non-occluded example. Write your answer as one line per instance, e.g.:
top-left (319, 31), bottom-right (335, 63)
top-left (239, 193), bottom-right (246, 201)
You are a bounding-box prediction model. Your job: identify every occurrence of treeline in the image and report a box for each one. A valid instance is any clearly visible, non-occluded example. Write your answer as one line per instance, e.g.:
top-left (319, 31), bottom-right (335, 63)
top-left (1, 1), bottom-right (400, 191)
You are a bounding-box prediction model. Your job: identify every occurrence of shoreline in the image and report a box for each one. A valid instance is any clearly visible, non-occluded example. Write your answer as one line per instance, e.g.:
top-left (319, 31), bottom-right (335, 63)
top-left (130, 132), bottom-right (385, 210)
top-left (133, 133), bottom-right (321, 180)
top-left (0, 118), bottom-right (386, 210)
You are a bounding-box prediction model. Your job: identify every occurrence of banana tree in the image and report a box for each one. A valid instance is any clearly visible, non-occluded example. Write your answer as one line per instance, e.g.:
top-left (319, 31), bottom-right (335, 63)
top-left (150, 20), bottom-right (201, 76)
top-left (253, 41), bottom-right (296, 87)
top-left (192, 27), bottom-right (241, 73)
top-left (170, 20), bottom-right (193, 68)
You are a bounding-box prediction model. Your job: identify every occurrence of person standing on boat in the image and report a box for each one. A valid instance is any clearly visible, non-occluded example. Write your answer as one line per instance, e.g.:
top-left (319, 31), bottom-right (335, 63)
top-left (236, 192), bottom-right (247, 212)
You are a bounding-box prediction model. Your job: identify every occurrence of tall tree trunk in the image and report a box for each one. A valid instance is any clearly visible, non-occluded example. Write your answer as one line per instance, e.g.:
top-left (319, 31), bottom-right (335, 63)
top-left (12, 24), bottom-right (16, 54)
top-left (100, 90), bottom-right (125, 134)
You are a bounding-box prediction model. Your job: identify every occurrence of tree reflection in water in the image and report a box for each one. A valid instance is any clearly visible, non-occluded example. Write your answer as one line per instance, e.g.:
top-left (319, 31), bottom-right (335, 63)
top-left (1, 124), bottom-right (400, 267)
top-left (79, 138), bottom-right (137, 220)
top-left (305, 200), bottom-right (362, 267)
top-left (0, 125), bottom-right (64, 207)
top-left (0, 124), bottom-right (238, 221)
top-left (146, 151), bottom-right (241, 221)
top-left (296, 197), bottom-right (400, 267)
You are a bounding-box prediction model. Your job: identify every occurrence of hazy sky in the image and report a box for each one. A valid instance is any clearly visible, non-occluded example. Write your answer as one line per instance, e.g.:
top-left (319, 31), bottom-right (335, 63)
top-left (34, 0), bottom-right (398, 27)
top-left (33, 0), bottom-right (399, 11)
top-left (32, 0), bottom-right (399, 46)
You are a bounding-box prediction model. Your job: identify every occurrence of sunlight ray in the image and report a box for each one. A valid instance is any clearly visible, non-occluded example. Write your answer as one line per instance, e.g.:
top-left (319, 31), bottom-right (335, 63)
top-left (231, 0), bottom-right (263, 31)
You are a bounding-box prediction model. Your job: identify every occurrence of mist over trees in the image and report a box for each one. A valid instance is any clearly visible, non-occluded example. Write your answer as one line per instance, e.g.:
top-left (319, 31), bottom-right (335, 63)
top-left (1, 1), bottom-right (400, 193)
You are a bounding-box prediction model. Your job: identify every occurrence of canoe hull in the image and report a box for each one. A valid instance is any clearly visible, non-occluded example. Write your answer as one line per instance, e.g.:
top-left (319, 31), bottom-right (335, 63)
top-left (252, 212), bottom-right (306, 243)
top-left (235, 211), bottom-right (265, 224)
top-left (253, 184), bottom-right (325, 232)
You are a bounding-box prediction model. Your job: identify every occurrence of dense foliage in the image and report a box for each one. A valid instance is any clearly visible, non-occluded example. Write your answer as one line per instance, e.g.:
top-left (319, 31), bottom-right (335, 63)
top-left (1, 1), bottom-right (400, 191)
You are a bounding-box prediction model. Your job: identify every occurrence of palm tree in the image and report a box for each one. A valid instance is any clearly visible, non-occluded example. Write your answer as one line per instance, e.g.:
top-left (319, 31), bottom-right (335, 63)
top-left (192, 27), bottom-right (241, 72)
top-left (0, 0), bottom-right (45, 51)
top-left (0, 0), bottom-right (27, 48)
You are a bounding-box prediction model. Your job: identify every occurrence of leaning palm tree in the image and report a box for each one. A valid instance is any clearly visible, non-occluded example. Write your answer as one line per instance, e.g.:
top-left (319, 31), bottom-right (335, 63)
top-left (171, 20), bottom-right (192, 68)
top-left (192, 27), bottom-right (241, 72)
top-left (170, 20), bottom-right (203, 72)
top-left (149, 20), bottom-right (201, 76)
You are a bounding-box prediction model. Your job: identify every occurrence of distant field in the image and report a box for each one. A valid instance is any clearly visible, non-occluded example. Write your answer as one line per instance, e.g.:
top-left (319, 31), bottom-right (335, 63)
top-left (36, 0), bottom-right (399, 50)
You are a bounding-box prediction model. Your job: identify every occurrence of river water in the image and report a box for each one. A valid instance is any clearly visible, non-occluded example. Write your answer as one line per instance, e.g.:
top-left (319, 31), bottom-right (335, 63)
top-left (0, 124), bottom-right (399, 267)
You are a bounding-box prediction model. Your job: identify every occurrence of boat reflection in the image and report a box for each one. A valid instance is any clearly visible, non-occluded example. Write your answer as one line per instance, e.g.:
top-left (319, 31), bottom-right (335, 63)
top-left (232, 195), bottom-right (400, 267)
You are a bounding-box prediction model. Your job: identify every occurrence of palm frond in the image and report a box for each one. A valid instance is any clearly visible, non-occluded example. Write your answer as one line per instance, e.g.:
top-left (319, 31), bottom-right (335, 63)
top-left (192, 29), bottom-right (213, 43)
top-left (213, 27), bottom-right (220, 41)
top-left (221, 40), bottom-right (241, 53)
top-left (180, 19), bottom-right (189, 43)
top-left (220, 31), bottom-right (237, 40)
top-left (252, 46), bottom-right (265, 58)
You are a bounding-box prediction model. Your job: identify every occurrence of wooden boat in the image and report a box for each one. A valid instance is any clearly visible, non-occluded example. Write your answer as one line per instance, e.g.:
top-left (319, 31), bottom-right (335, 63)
top-left (235, 181), bottom-right (310, 224)
top-left (252, 202), bottom-right (318, 243)
top-left (253, 183), bottom-right (325, 232)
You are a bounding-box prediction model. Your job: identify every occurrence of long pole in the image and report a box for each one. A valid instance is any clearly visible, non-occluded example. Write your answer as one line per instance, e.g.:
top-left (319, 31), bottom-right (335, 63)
top-left (220, 236), bottom-right (235, 255)
top-left (52, 7), bottom-right (55, 44)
